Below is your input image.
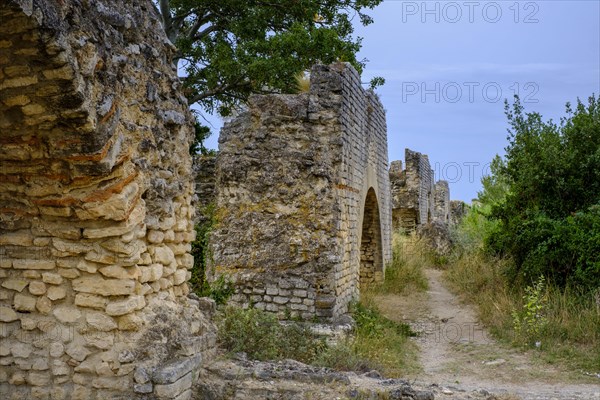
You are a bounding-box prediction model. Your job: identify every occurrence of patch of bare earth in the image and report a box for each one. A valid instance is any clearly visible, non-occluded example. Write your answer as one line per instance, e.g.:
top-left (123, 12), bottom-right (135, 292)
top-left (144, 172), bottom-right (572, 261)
top-left (375, 268), bottom-right (600, 400)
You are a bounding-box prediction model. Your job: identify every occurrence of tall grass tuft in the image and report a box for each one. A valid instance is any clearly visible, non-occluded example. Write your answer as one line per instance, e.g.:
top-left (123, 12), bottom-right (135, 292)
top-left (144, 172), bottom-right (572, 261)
top-left (217, 306), bottom-right (326, 363)
top-left (295, 71), bottom-right (310, 92)
top-left (372, 231), bottom-right (430, 295)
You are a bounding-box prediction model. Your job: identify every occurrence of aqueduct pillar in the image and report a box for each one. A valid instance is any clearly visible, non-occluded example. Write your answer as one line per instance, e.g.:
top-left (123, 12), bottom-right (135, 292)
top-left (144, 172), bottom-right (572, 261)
top-left (210, 63), bottom-right (392, 321)
top-left (0, 1), bottom-right (215, 398)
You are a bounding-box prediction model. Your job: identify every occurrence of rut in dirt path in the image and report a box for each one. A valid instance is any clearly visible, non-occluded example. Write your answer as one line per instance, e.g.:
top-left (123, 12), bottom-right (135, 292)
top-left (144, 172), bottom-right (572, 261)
top-left (375, 268), bottom-right (600, 400)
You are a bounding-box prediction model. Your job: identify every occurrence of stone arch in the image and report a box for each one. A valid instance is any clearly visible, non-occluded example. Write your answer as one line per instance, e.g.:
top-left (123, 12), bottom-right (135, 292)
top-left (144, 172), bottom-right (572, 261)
top-left (209, 63), bottom-right (392, 321)
top-left (359, 188), bottom-right (384, 288)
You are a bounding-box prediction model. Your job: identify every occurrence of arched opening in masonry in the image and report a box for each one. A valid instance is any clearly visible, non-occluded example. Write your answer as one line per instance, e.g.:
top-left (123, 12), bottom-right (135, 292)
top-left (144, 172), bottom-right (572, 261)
top-left (359, 188), bottom-right (384, 288)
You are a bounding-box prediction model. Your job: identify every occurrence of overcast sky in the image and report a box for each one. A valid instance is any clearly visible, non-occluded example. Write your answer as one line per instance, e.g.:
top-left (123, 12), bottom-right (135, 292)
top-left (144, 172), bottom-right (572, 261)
top-left (201, 0), bottom-right (600, 202)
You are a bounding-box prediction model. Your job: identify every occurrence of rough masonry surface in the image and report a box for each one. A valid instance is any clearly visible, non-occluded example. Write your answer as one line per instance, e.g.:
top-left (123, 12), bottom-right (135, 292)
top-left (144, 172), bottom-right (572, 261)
top-left (389, 148), bottom-right (463, 231)
top-left (208, 63), bottom-right (392, 321)
top-left (0, 1), bottom-right (215, 399)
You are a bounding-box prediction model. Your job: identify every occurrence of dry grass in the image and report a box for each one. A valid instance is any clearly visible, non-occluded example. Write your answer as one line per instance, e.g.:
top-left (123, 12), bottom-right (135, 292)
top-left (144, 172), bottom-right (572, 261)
top-left (295, 71), bottom-right (310, 92)
top-left (309, 292), bottom-right (421, 377)
top-left (444, 250), bottom-right (600, 372)
top-left (371, 231), bottom-right (430, 295)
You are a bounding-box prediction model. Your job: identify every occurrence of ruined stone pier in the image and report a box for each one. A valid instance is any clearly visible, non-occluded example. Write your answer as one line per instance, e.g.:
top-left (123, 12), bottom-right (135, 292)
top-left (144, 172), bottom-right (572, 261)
top-left (0, 1), bottom-right (215, 398)
top-left (209, 63), bottom-right (392, 321)
top-left (389, 148), bottom-right (464, 232)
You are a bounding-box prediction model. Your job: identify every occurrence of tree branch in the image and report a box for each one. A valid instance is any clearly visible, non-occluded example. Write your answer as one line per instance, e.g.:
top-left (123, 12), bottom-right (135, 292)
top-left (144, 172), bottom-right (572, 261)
top-left (193, 25), bottom-right (218, 40)
top-left (159, 0), bottom-right (178, 43)
top-left (188, 81), bottom-right (251, 105)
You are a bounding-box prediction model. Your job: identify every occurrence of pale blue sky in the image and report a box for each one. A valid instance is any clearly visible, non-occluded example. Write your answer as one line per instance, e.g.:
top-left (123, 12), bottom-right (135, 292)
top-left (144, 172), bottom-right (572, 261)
top-left (201, 0), bottom-right (600, 201)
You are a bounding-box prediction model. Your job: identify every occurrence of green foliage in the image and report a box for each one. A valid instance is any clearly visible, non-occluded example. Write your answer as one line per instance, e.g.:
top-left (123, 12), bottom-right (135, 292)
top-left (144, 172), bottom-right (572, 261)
top-left (312, 339), bottom-right (375, 373)
top-left (216, 300), bottom-right (418, 376)
top-left (201, 275), bottom-right (234, 305)
top-left (189, 120), bottom-right (214, 155)
top-left (450, 204), bottom-right (497, 257)
top-left (477, 154), bottom-right (509, 208)
top-left (158, 0), bottom-right (383, 115)
top-left (352, 300), bottom-right (416, 338)
top-left (189, 203), bottom-right (233, 304)
top-left (371, 232), bottom-right (428, 295)
top-left (217, 306), bottom-right (326, 362)
top-left (512, 276), bottom-right (548, 347)
top-left (344, 297), bottom-right (421, 376)
top-left (486, 95), bottom-right (600, 290)
top-left (369, 76), bottom-right (385, 90)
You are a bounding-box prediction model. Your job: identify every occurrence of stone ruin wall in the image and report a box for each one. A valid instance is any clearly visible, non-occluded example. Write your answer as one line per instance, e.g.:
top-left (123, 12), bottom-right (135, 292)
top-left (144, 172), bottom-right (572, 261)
top-left (434, 180), bottom-right (450, 224)
top-left (0, 1), bottom-right (215, 399)
top-left (192, 154), bottom-right (216, 225)
top-left (389, 149), bottom-right (433, 231)
top-left (209, 63), bottom-right (392, 321)
top-left (390, 148), bottom-right (462, 232)
top-left (450, 200), bottom-right (468, 226)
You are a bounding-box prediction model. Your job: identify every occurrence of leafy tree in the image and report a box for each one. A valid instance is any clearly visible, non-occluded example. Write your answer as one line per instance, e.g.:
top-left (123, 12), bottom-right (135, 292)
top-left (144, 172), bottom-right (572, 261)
top-left (189, 121), bottom-right (212, 155)
top-left (478, 154), bottom-right (509, 207)
top-left (156, 0), bottom-right (383, 117)
top-left (486, 95), bottom-right (600, 289)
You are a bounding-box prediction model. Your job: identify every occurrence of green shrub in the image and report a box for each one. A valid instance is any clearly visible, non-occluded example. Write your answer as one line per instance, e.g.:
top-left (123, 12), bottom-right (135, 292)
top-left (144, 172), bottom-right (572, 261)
top-left (512, 276), bottom-right (548, 346)
top-left (488, 205), bottom-right (600, 289)
top-left (371, 232), bottom-right (428, 295)
top-left (486, 95), bottom-right (600, 290)
top-left (189, 203), bottom-right (234, 305)
top-left (217, 306), bottom-right (326, 362)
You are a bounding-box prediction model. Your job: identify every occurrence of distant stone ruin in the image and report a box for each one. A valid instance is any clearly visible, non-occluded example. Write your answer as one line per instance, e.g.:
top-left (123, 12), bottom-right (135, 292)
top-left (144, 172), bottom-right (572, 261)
top-left (450, 200), bottom-right (468, 226)
top-left (208, 63), bottom-right (392, 321)
top-left (433, 180), bottom-right (450, 224)
top-left (388, 149), bottom-right (468, 256)
top-left (0, 1), bottom-right (215, 399)
top-left (389, 148), bottom-right (462, 232)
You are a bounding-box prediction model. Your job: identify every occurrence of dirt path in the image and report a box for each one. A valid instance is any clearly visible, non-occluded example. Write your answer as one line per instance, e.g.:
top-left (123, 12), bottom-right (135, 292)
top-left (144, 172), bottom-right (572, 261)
top-left (375, 268), bottom-right (600, 400)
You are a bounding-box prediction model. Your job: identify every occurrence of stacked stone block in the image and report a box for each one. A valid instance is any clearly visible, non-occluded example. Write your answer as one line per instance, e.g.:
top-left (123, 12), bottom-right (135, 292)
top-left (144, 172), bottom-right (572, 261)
top-left (192, 154), bottom-right (217, 225)
top-left (210, 63), bottom-right (392, 321)
top-left (390, 149), bottom-right (463, 231)
top-left (433, 180), bottom-right (450, 224)
top-left (0, 1), bottom-right (215, 398)
top-left (450, 200), bottom-right (469, 226)
top-left (390, 149), bottom-right (434, 231)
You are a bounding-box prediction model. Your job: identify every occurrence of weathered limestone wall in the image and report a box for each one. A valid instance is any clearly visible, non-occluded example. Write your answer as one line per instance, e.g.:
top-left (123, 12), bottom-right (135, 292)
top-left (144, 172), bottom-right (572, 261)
top-left (390, 149), bottom-right (434, 231)
top-left (433, 180), bottom-right (450, 224)
top-left (0, 1), bottom-right (215, 399)
top-left (192, 154), bottom-right (217, 224)
top-left (210, 63), bottom-right (392, 321)
top-left (390, 149), bottom-right (460, 231)
top-left (450, 200), bottom-right (468, 226)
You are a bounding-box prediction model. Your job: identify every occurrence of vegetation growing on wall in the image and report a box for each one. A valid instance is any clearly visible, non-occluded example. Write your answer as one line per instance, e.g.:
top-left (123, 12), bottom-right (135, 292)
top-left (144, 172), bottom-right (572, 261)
top-left (190, 203), bottom-right (233, 304)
